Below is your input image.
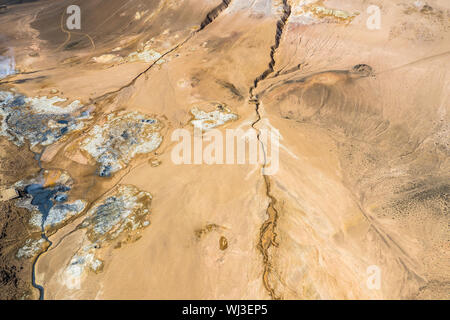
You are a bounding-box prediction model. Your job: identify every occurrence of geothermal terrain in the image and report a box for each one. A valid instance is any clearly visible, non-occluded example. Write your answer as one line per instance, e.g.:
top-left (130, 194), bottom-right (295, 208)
top-left (0, 0), bottom-right (449, 300)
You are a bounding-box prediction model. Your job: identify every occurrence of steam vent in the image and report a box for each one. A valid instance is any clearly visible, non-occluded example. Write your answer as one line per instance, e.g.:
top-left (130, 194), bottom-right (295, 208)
top-left (0, 0), bottom-right (449, 301)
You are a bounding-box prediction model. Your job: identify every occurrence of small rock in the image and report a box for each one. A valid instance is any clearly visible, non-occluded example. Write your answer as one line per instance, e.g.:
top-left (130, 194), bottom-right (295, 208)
top-left (219, 236), bottom-right (228, 250)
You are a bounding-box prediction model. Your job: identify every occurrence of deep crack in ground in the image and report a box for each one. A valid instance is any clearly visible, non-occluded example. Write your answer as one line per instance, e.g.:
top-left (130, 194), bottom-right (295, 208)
top-left (249, 0), bottom-right (291, 300)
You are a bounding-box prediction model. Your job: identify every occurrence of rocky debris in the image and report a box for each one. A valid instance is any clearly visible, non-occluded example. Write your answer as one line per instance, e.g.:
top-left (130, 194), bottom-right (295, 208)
top-left (0, 199), bottom-right (36, 300)
top-left (63, 249), bottom-right (103, 290)
top-left (62, 185), bottom-right (152, 289)
top-left (81, 185), bottom-right (152, 241)
top-left (0, 91), bottom-right (90, 148)
top-left (16, 238), bottom-right (46, 259)
top-left (0, 136), bottom-right (39, 299)
top-left (80, 111), bottom-right (163, 177)
top-left (190, 104), bottom-right (238, 130)
top-left (0, 264), bottom-right (29, 300)
top-left (127, 43), bottom-right (163, 63)
top-left (92, 41), bottom-right (164, 65)
top-left (291, 0), bottom-right (359, 24)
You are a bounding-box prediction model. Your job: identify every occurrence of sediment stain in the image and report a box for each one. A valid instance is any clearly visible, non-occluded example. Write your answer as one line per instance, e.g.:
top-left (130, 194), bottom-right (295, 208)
top-left (195, 223), bottom-right (223, 239)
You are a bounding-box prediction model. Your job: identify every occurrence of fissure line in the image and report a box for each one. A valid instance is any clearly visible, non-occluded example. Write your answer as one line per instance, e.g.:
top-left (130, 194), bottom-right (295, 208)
top-left (249, 0), bottom-right (291, 300)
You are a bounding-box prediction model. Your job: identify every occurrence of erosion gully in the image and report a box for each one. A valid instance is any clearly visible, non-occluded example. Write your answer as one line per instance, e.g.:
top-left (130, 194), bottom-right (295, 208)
top-left (249, 0), bottom-right (291, 300)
